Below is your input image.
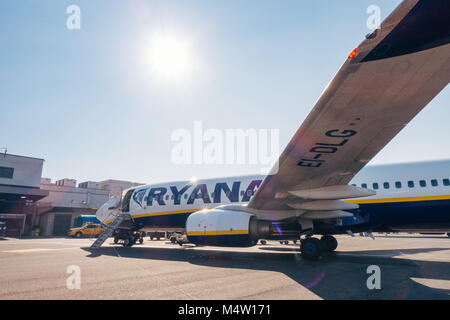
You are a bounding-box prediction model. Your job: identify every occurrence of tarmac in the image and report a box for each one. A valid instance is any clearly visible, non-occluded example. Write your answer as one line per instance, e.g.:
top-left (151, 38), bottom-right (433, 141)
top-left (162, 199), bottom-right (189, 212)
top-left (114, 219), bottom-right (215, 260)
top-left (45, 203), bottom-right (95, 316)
top-left (0, 234), bottom-right (449, 300)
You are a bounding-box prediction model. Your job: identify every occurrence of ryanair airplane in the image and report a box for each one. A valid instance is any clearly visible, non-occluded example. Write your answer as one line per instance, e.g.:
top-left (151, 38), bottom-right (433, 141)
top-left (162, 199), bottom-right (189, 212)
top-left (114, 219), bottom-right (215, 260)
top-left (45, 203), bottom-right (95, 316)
top-left (95, 0), bottom-right (450, 259)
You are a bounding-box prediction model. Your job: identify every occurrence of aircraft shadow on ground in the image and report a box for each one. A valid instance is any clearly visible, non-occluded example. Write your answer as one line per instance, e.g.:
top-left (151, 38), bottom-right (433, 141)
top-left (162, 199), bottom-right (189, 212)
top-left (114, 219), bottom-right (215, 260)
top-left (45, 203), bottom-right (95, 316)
top-left (82, 245), bottom-right (450, 300)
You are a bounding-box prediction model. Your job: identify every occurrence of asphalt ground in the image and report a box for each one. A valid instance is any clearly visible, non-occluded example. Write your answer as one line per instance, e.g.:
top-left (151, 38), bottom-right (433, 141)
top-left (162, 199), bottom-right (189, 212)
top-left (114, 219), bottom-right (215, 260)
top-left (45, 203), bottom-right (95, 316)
top-left (0, 234), bottom-right (449, 300)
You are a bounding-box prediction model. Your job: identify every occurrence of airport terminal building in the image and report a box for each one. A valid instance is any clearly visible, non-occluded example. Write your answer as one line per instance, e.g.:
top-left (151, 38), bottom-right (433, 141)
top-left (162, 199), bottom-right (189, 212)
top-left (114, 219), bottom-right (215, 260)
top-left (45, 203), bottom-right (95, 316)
top-left (0, 153), bottom-right (49, 236)
top-left (0, 152), bottom-right (143, 236)
top-left (38, 179), bottom-right (142, 236)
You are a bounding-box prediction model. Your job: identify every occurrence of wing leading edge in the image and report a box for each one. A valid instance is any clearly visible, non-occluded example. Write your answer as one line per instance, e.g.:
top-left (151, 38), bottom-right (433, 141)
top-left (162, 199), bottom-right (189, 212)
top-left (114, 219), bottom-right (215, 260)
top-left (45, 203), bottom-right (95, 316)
top-left (249, 0), bottom-right (450, 213)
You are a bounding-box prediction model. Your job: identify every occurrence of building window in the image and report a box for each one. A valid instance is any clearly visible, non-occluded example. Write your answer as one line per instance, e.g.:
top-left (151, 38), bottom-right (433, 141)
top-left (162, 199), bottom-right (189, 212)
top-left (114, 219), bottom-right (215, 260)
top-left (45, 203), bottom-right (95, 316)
top-left (408, 181), bottom-right (414, 188)
top-left (0, 167), bottom-right (14, 179)
top-left (383, 182), bottom-right (390, 189)
top-left (419, 180), bottom-right (426, 187)
top-left (443, 179), bottom-right (450, 186)
top-left (372, 183), bottom-right (379, 190)
top-left (395, 181), bottom-right (402, 188)
top-left (431, 179), bottom-right (438, 187)
top-left (361, 183), bottom-right (367, 189)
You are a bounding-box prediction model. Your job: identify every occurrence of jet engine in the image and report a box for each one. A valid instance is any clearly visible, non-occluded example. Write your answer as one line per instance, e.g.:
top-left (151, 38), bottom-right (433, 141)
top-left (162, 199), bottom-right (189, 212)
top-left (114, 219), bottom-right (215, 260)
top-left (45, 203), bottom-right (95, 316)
top-left (186, 206), bottom-right (300, 247)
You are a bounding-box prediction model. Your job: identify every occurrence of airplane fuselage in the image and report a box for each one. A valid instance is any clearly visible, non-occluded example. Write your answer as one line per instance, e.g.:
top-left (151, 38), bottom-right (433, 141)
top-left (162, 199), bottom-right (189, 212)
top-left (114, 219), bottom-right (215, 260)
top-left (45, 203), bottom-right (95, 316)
top-left (97, 160), bottom-right (450, 236)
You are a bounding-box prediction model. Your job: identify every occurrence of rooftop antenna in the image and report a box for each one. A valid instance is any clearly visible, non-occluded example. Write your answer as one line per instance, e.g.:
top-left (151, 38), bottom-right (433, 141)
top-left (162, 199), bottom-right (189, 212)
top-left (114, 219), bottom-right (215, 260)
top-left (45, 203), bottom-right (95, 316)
top-left (0, 147), bottom-right (6, 157)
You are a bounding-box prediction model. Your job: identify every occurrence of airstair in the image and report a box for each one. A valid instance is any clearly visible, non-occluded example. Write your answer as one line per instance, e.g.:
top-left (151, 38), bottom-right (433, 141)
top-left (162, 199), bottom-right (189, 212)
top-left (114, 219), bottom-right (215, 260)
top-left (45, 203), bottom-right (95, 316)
top-left (90, 214), bottom-right (129, 249)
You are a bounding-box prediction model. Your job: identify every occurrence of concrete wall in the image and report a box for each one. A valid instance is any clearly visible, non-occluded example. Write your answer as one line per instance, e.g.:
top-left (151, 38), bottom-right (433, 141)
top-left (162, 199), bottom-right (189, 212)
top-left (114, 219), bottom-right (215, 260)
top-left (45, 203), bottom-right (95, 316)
top-left (39, 184), bottom-right (110, 209)
top-left (39, 211), bottom-right (84, 236)
top-left (98, 180), bottom-right (144, 193)
top-left (0, 154), bottom-right (44, 188)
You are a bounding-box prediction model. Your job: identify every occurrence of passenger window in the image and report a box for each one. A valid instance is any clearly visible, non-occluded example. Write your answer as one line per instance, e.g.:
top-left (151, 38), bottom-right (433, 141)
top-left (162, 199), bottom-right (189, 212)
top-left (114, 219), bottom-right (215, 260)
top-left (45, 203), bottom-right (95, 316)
top-left (419, 180), bottom-right (426, 187)
top-left (372, 183), bottom-right (379, 190)
top-left (395, 181), bottom-right (401, 188)
top-left (383, 182), bottom-right (389, 189)
top-left (443, 179), bottom-right (450, 186)
top-left (408, 181), bottom-right (414, 188)
top-left (361, 183), bottom-right (367, 189)
top-left (431, 179), bottom-right (438, 187)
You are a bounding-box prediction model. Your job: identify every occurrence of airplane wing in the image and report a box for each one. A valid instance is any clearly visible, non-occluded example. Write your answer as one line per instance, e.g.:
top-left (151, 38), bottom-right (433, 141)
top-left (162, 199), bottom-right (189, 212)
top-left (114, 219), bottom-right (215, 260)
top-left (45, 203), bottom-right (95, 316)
top-left (248, 0), bottom-right (450, 214)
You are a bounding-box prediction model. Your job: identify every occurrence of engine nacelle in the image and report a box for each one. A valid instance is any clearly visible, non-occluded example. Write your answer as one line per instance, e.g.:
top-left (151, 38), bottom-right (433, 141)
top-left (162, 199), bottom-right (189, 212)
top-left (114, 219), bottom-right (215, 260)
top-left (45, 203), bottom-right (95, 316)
top-left (186, 207), bottom-right (272, 247)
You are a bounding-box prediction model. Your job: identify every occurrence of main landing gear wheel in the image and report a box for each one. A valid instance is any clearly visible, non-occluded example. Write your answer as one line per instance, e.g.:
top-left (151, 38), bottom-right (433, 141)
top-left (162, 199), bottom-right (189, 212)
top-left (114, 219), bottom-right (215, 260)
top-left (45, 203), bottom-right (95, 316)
top-left (123, 238), bottom-right (131, 247)
top-left (300, 238), bottom-right (323, 260)
top-left (320, 235), bottom-right (338, 252)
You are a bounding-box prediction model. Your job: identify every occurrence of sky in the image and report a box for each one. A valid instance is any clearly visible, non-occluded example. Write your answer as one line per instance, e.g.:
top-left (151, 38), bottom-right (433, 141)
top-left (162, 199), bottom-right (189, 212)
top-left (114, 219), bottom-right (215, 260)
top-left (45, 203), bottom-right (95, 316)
top-left (0, 0), bottom-right (449, 185)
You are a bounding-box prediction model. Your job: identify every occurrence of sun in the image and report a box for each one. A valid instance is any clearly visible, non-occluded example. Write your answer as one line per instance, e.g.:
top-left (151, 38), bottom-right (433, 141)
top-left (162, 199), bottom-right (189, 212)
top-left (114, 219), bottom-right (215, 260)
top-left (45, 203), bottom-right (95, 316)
top-left (149, 33), bottom-right (193, 83)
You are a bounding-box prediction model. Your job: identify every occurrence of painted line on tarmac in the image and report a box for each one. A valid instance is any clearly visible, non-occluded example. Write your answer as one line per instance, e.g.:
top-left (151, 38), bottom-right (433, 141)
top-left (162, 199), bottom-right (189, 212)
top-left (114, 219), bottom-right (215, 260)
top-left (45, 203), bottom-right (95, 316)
top-left (3, 247), bottom-right (79, 253)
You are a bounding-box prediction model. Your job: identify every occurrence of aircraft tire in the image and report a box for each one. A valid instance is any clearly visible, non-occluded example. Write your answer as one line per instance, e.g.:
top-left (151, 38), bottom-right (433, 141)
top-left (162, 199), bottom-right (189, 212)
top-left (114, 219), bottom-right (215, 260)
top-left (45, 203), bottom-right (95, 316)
top-left (320, 235), bottom-right (338, 252)
top-left (123, 238), bottom-right (131, 247)
top-left (300, 238), bottom-right (323, 260)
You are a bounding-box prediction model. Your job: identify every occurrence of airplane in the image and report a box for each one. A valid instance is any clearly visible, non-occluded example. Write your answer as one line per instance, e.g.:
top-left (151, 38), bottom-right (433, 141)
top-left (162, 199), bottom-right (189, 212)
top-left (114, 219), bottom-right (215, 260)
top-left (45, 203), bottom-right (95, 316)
top-left (95, 0), bottom-right (450, 260)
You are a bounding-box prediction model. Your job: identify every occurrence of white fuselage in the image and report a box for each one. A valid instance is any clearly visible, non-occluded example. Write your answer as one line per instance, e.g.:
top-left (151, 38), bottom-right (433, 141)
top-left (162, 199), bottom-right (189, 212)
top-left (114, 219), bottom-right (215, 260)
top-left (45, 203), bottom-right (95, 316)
top-left (97, 159), bottom-right (450, 233)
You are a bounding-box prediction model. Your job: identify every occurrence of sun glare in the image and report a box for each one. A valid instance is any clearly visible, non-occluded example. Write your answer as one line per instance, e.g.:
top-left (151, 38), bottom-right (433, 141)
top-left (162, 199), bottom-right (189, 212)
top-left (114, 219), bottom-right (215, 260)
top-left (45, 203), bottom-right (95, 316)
top-left (149, 34), bottom-right (194, 83)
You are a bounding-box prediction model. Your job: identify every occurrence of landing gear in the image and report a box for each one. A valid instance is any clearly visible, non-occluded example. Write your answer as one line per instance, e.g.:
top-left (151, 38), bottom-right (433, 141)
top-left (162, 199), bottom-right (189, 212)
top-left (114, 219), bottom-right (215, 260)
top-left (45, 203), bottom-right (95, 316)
top-left (300, 238), bottom-right (323, 260)
top-left (320, 235), bottom-right (338, 252)
top-left (123, 238), bottom-right (131, 247)
top-left (113, 230), bottom-right (146, 247)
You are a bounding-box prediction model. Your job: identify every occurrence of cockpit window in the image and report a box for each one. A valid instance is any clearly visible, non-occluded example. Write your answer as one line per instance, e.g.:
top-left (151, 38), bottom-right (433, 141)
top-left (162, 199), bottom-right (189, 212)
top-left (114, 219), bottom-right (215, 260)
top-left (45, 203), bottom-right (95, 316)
top-left (132, 189), bottom-right (146, 207)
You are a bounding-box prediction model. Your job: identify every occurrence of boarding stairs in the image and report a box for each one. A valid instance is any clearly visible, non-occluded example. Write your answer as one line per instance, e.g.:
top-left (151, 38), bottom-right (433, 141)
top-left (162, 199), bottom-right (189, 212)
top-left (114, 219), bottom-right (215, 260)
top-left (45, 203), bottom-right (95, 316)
top-left (90, 214), bottom-right (129, 249)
